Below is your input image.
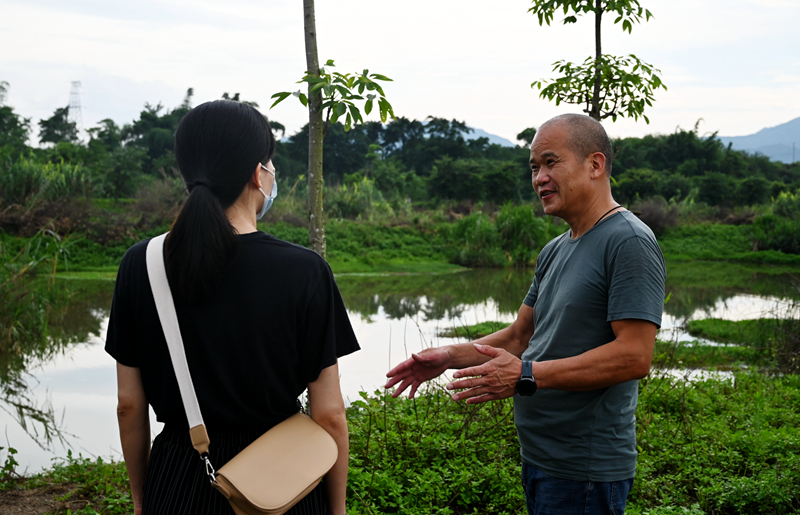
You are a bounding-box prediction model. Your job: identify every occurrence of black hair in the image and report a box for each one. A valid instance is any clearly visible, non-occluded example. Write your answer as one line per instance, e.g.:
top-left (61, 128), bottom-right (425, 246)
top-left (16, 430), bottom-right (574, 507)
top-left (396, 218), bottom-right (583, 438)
top-left (167, 99), bottom-right (276, 302)
top-left (540, 114), bottom-right (613, 175)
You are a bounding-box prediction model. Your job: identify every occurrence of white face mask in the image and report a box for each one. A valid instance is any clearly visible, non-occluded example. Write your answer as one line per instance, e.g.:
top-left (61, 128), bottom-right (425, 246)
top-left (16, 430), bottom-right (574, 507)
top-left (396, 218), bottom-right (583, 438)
top-left (256, 164), bottom-right (277, 220)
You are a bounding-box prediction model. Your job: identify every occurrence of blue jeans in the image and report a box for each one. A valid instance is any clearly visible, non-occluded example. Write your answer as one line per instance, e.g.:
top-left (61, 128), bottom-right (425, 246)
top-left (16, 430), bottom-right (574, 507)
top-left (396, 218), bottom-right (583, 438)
top-left (521, 461), bottom-right (633, 515)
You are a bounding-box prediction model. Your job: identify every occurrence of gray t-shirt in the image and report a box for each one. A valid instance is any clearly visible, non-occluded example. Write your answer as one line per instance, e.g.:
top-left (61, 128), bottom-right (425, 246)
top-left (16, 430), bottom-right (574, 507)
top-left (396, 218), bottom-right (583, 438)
top-left (515, 211), bottom-right (666, 482)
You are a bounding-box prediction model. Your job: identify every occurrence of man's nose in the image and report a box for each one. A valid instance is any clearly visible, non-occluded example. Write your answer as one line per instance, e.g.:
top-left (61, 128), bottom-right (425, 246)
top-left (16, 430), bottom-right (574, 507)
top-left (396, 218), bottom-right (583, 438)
top-left (533, 170), bottom-right (550, 187)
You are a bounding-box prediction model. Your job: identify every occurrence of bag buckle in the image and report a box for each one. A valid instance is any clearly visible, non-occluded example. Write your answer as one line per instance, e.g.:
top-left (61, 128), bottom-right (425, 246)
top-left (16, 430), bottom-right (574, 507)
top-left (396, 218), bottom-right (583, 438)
top-left (201, 452), bottom-right (216, 484)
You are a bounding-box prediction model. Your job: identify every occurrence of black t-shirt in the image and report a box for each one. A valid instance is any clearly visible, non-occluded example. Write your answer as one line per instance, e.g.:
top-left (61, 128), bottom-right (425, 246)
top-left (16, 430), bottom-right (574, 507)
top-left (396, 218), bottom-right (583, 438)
top-left (105, 231), bottom-right (360, 430)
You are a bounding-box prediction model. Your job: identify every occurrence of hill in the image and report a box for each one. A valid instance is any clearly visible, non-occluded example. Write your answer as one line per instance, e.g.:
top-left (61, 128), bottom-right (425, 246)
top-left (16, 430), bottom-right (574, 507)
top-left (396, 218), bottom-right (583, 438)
top-left (464, 127), bottom-right (517, 147)
top-left (718, 116), bottom-right (800, 164)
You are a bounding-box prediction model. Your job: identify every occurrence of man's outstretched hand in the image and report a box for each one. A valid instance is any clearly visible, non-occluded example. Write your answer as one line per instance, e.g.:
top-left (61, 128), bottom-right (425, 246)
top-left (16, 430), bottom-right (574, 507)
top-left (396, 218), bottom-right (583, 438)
top-left (446, 344), bottom-right (522, 404)
top-left (385, 347), bottom-right (451, 398)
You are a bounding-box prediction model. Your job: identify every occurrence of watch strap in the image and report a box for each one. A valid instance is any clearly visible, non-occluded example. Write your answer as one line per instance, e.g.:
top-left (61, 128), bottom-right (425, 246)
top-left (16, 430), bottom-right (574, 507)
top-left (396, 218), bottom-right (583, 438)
top-left (522, 360), bottom-right (533, 379)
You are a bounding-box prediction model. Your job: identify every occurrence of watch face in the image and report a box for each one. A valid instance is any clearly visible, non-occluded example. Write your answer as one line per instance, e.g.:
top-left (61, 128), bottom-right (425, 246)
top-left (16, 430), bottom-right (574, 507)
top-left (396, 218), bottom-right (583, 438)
top-left (516, 378), bottom-right (537, 396)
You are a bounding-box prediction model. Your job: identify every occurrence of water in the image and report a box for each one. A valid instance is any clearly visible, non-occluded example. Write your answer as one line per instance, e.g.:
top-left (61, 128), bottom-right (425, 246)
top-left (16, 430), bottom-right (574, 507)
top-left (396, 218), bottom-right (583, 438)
top-left (1, 263), bottom-right (797, 472)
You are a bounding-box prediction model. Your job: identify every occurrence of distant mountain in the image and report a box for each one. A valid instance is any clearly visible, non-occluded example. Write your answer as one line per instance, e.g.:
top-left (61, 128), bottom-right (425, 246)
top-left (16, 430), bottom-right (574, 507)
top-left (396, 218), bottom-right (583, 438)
top-left (464, 127), bottom-right (517, 147)
top-left (718, 116), bottom-right (800, 164)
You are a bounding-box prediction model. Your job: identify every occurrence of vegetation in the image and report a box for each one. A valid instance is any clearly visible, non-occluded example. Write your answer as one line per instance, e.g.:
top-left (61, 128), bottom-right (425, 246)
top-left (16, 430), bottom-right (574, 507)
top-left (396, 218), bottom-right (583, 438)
top-left (632, 370), bottom-right (800, 515)
top-left (2, 81), bottom-right (800, 274)
top-left (2, 370), bottom-right (798, 514)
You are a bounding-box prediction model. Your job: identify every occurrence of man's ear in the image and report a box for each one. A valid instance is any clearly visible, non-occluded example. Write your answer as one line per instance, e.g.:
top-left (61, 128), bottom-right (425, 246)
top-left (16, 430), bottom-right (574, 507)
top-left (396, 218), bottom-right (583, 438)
top-left (588, 152), bottom-right (607, 179)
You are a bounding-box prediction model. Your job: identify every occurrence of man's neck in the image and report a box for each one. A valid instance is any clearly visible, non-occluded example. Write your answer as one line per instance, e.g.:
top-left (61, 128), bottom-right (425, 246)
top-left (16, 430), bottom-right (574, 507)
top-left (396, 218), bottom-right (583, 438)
top-left (565, 199), bottom-right (620, 239)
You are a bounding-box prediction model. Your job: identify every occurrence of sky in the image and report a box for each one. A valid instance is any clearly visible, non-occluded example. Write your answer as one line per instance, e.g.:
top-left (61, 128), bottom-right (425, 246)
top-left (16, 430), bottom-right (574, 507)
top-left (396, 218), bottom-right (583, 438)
top-left (2, 0), bottom-right (799, 145)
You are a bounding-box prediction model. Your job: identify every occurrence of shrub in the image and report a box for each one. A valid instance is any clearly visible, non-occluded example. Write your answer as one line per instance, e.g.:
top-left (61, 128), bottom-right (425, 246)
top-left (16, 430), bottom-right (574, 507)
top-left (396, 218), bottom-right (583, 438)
top-left (750, 215), bottom-right (800, 254)
top-left (326, 175), bottom-right (394, 221)
top-left (633, 197), bottom-right (678, 237)
top-left (771, 190), bottom-right (800, 220)
top-left (495, 203), bottom-right (548, 266)
top-left (449, 211), bottom-right (504, 267)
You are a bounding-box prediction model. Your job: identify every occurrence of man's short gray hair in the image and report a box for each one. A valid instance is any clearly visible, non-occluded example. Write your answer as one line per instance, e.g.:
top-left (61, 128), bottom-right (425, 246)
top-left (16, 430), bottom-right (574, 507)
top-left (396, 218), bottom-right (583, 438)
top-left (539, 114), bottom-right (613, 174)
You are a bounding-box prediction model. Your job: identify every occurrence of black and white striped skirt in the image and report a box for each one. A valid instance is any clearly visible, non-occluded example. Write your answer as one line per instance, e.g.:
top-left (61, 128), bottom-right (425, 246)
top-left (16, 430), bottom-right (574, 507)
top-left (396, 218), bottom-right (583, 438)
top-left (142, 424), bottom-right (329, 515)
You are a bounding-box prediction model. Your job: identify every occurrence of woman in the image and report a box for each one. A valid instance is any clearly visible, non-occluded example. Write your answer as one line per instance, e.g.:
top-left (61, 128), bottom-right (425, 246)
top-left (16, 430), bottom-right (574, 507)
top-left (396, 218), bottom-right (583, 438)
top-left (106, 100), bottom-right (359, 515)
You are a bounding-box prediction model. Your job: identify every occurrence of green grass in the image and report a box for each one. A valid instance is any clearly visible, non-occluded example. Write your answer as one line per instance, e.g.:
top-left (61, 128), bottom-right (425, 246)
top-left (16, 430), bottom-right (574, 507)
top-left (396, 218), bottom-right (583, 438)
top-left (660, 224), bottom-right (800, 265)
top-left (2, 216), bottom-right (797, 277)
top-left (686, 318), bottom-right (781, 347)
top-left (652, 340), bottom-right (768, 370)
top-left (438, 321), bottom-right (512, 339)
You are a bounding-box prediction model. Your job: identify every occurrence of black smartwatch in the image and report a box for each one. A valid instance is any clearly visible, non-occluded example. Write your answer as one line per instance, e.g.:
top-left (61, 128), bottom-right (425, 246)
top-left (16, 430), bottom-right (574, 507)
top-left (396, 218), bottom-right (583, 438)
top-left (515, 360), bottom-right (537, 396)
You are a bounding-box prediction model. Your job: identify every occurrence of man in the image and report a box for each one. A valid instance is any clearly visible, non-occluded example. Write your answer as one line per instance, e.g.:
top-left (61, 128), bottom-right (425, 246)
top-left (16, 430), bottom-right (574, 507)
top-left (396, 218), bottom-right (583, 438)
top-left (385, 113), bottom-right (666, 515)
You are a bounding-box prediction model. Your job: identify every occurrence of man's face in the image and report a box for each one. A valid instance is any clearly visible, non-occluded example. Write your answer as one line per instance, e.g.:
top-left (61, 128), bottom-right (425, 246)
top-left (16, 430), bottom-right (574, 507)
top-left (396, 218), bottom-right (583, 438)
top-left (529, 123), bottom-right (593, 220)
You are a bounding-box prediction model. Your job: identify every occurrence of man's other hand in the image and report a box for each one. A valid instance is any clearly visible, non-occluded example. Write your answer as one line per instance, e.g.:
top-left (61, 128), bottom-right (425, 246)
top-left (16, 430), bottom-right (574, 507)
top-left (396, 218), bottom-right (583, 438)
top-left (385, 347), bottom-right (451, 398)
top-left (446, 344), bottom-right (522, 404)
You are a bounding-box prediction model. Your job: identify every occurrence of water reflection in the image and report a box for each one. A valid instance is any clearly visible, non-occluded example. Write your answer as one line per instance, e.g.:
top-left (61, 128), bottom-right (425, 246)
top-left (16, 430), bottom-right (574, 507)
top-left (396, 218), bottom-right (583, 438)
top-left (0, 279), bottom-right (112, 452)
top-left (337, 269), bottom-right (536, 321)
top-left (663, 261), bottom-right (799, 320)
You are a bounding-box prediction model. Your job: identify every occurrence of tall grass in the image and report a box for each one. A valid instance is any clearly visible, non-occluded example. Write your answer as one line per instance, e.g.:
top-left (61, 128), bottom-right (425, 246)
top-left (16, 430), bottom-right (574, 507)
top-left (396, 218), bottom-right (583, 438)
top-left (0, 156), bottom-right (90, 207)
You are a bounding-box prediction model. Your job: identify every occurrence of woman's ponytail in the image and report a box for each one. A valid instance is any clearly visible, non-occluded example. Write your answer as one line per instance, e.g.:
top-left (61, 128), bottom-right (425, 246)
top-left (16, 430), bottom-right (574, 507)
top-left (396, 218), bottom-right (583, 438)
top-left (166, 100), bottom-right (275, 303)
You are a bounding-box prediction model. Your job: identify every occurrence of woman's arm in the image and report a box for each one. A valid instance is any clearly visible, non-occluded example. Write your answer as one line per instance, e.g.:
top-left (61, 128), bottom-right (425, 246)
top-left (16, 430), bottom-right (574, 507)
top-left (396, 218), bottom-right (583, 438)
top-left (307, 362), bottom-right (348, 515)
top-left (116, 362), bottom-right (150, 515)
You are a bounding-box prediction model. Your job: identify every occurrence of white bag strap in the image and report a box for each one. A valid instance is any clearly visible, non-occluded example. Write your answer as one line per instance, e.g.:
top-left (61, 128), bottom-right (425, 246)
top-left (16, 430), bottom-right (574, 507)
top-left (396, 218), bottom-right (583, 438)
top-left (145, 233), bottom-right (212, 459)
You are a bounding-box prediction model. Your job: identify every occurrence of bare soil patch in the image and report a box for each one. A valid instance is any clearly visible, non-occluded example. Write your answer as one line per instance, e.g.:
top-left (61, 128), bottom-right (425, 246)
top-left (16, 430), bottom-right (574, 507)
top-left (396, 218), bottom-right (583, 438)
top-left (0, 482), bottom-right (82, 515)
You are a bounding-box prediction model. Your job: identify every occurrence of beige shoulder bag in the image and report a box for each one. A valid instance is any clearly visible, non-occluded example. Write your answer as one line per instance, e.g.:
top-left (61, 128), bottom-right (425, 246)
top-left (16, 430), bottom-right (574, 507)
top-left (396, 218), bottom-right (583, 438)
top-left (146, 233), bottom-right (338, 515)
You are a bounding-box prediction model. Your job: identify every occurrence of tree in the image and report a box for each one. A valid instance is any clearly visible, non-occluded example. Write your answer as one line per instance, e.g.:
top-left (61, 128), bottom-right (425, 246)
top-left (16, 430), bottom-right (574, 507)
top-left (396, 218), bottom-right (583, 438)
top-left (123, 88), bottom-right (193, 175)
top-left (271, 2), bottom-right (395, 258)
top-left (221, 92), bottom-right (260, 108)
top-left (0, 83), bottom-right (31, 156)
top-left (38, 107), bottom-right (79, 145)
top-left (517, 127), bottom-right (538, 147)
top-left (529, 0), bottom-right (666, 122)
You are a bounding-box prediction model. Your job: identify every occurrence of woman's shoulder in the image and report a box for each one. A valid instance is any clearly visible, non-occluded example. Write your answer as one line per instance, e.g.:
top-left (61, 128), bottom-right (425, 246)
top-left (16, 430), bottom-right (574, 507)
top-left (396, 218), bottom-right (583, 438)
top-left (117, 235), bottom-right (158, 272)
top-left (241, 231), bottom-right (331, 270)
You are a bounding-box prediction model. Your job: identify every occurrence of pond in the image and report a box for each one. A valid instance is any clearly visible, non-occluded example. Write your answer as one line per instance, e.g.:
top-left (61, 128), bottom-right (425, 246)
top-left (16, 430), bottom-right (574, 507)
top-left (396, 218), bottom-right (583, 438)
top-left (2, 261), bottom-right (798, 472)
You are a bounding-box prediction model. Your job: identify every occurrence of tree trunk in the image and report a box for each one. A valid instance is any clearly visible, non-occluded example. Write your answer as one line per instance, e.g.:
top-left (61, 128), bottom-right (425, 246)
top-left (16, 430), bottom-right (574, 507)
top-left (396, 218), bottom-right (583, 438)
top-left (303, 0), bottom-right (326, 258)
top-left (590, 0), bottom-right (603, 120)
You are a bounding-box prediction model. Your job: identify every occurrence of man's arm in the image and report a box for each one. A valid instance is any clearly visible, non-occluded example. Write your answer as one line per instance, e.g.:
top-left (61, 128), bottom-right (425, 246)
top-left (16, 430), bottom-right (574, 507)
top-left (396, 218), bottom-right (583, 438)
top-left (116, 362), bottom-right (150, 515)
top-left (308, 362), bottom-right (348, 515)
top-left (385, 303), bottom-right (534, 398)
top-left (448, 318), bottom-right (657, 403)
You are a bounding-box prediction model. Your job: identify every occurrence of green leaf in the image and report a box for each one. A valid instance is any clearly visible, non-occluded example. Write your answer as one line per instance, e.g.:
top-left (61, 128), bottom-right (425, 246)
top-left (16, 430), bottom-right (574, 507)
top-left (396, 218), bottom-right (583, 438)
top-left (330, 104), bottom-right (341, 124)
top-left (348, 104), bottom-right (363, 124)
top-left (563, 15), bottom-right (577, 23)
top-left (345, 112), bottom-right (352, 132)
top-left (269, 91), bottom-right (291, 109)
top-left (370, 74), bottom-right (393, 82)
top-left (325, 59), bottom-right (335, 66)
top-left (378, 97), bottom-right (388, 123)
top-left (298, 93), bottom-right (308, 107)
top-left (336, 102), bottom-right (347, 117)
top-left (365, 98), bottom-right (373, 115)
top-left (335, 85), bottom-right (351, 99)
